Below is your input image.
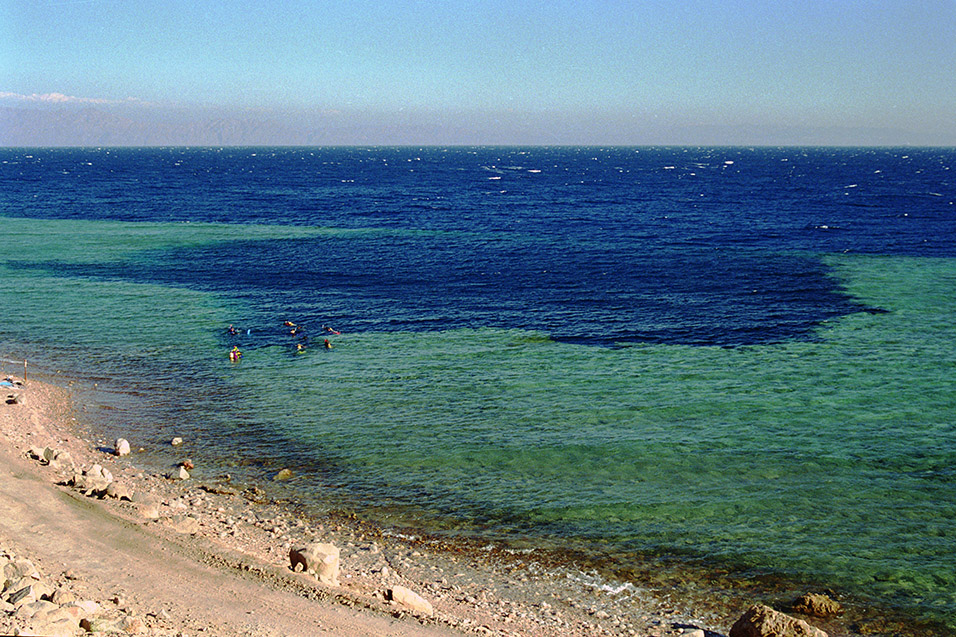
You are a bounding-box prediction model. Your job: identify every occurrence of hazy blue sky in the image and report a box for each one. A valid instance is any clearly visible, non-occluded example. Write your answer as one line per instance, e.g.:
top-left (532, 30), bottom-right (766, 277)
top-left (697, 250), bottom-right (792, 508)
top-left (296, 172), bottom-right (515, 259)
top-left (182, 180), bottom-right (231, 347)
top-left (2, 0), bottom-right (955, 145)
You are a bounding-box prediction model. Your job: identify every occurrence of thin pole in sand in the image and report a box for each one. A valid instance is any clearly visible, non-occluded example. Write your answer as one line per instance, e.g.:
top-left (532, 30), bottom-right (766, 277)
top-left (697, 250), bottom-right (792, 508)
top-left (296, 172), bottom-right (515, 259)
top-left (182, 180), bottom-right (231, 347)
top-left (23, 360), bottom-right (27, 383)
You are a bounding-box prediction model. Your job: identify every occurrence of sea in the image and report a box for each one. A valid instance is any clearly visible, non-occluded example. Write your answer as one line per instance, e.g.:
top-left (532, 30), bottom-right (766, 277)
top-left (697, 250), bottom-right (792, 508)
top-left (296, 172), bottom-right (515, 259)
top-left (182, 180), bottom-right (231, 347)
top-left (1, 146), bottom-right (954, 633)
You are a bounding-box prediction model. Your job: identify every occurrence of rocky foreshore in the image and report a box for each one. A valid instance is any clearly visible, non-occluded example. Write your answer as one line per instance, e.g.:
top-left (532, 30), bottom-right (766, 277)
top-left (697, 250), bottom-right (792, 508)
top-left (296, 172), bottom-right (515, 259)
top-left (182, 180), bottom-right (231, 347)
top-left (0, 374), bottom-right (844, 636)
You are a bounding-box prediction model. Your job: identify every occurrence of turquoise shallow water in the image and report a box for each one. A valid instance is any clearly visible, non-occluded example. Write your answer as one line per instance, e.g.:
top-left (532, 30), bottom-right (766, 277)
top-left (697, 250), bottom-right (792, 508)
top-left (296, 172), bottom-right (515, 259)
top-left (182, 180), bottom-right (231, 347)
top-left (1, 216), bottom-right (954, 631)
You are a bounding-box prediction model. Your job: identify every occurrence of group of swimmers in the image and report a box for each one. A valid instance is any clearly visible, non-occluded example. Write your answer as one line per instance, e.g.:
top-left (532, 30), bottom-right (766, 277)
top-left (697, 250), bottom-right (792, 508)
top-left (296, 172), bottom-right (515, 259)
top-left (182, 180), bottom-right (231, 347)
top-left (226, 321), bottom-right (340, 361)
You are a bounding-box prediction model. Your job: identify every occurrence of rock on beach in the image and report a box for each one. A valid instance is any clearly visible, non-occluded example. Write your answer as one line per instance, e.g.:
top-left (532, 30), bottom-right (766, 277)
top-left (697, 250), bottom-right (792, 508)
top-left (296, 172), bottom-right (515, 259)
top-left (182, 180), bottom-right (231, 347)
top-left (113, 438), bottom-right (131, 456)
top-left (289, 543), bottom-right (340, 587)
top-left (168, 465), bottom-right (190, 481)
top-left (69, 464), bottom-right (114, 497)
top-left (387, 585), bottom-right (434, 617)
top-left (730, 604), bottom-right (828, 637)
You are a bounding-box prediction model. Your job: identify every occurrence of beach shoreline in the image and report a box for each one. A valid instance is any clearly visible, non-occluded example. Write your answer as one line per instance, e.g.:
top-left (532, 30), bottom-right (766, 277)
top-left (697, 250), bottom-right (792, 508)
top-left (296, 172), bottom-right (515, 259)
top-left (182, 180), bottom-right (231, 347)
top-left (2, 369), bottom-right (932, 636)
top-left (2, 371), bottom-right (741, 636)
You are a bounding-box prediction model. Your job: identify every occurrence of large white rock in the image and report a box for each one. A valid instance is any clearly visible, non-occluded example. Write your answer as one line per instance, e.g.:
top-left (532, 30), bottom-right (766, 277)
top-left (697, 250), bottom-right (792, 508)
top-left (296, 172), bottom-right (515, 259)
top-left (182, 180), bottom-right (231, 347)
top-left (387, 585), bottom-right (434, 617)
top-left (289, 543), bottom-right (340, 586)
top-left (114, 438), bottom-right (131, 456)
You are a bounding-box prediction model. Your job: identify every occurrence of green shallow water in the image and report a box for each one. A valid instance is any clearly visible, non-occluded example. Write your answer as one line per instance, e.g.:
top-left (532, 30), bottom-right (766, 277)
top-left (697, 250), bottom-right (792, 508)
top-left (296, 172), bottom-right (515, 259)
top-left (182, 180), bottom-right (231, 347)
top-left (1, 218), bottom-right (955, 631)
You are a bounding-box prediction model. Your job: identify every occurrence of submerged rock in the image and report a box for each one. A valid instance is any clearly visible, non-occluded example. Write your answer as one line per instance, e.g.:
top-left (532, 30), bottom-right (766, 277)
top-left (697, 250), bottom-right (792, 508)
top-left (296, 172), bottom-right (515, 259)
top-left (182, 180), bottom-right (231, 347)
top-left (730, 604), bottom-right (827, 637)
top-left (273, 468), bottom-right (294, 481)
top-left (792, 592), bottom-right (842, 618)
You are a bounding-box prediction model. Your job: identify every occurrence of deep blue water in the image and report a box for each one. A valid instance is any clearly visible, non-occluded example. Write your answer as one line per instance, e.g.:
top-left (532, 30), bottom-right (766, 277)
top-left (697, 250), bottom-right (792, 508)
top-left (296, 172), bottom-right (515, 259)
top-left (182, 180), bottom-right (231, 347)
top-left (6, 147), bottom-right (954, 348)
top-left (2, 146), bottom-right (956, 633)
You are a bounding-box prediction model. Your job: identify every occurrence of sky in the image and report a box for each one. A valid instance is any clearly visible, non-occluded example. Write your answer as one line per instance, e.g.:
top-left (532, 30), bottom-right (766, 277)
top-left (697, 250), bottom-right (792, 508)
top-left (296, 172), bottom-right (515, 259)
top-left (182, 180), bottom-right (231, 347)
top-left (2, 0), bottom-right (956, 146)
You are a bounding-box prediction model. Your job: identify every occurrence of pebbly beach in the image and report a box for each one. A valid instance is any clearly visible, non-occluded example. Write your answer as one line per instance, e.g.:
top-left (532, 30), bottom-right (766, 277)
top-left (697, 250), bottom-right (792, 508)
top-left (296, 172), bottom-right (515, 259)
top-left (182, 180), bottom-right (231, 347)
top-left (0, 368), bottom-right (855, 637)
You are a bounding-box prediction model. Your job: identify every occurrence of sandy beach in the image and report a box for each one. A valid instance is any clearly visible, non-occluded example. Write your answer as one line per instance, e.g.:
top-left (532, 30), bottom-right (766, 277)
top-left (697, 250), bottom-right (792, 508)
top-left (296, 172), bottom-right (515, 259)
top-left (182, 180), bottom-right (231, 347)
top-left (0, 371), bottom-right (863, 637)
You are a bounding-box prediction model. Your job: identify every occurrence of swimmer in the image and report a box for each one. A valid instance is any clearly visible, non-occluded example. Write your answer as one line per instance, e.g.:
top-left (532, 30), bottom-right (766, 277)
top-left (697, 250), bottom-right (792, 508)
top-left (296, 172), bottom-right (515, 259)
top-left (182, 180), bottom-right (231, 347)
top-left (296, 343), bottom-right (306, 353)
top-left (229, 346), bottom-right (243, 362)
top-left (283, 321), bottom-right (296, 327)
top-left (323, 339), bottom-right (332, 350)
top-left (227, 324), bottom-right (239, 335)
top-left (322, 325), bottom-right (341, 335)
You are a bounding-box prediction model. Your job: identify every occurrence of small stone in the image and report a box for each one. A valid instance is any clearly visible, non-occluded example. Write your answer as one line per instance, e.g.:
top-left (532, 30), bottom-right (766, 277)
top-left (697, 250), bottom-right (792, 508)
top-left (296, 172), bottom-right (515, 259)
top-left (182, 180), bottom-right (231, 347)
top-left (50, 450), bottom-right (74, 470)
top-left (114, 438), bottom-right (131, 456)
top-left (80, 616), bottom-right (117, 633)
top-left (138, 501), bottom-right (161, 520)
top-left (50, 587), bottom-right (77, 605)
top-left (181, 459), bottom-right (194, 470)
top-left (168, 515), bottom-right (201, 534)
top-left (71, 599), bottom-right (100, 616)
top-left (106, 482), bottom-right (133, 501)
top-left (120, 614), bottom-right (147, 634)
top-left (168, 466), bottom-right (190, 481)
top-left (171, 437), bottom-right (183, 446)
